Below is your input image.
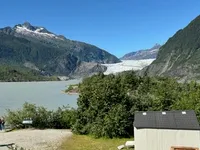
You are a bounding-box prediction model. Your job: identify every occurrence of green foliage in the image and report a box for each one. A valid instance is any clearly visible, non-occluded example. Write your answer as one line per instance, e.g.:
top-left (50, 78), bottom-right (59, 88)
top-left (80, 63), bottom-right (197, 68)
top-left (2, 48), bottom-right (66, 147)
top-left (6, 102), bottom-right (76, 129)
top-left (65, 85), bottom-right (74, 92)
top-left (73, 72), bottom-right (138, 138)
top-left (65, 84), bottom-right (79, 93)
top-left (172, 81), bottom-right (200, 121)
top-left (6, 71), bottom-right (200, 138)
top-left (73, 71), bottom-right (200, 138)
top-left (50, 106), bottom-right (77, 129)
top-left (0, 65), bottom-right (57, 81)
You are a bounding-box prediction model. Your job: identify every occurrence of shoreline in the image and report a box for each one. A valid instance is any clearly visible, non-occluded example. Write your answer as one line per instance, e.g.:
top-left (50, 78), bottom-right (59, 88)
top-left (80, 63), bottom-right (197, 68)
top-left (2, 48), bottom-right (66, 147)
top-left (62, 90), bottom-right (79, 95)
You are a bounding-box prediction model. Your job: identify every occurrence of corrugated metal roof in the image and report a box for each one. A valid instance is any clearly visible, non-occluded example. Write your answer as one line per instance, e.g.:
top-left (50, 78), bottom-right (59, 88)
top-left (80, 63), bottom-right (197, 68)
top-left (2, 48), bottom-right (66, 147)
top-left (134, 110), bottom-right (200, 130)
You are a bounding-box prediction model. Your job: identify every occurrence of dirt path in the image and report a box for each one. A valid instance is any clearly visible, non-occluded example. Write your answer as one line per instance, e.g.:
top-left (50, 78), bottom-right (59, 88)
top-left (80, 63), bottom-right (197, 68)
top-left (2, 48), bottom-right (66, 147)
top-left (0, 129), bottom-right (72, 150)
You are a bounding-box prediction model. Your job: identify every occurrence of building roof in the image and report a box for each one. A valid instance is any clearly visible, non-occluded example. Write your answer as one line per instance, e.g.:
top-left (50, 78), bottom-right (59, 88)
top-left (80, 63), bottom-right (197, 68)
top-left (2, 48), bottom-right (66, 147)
top-left (134, 110), bottom-right (200, 130)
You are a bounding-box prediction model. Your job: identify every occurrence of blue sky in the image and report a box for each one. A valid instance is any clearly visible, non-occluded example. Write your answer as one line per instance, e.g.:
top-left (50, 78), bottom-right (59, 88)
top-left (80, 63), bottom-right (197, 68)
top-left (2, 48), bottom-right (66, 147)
top-left (0, 0), bottom-right (200, 57)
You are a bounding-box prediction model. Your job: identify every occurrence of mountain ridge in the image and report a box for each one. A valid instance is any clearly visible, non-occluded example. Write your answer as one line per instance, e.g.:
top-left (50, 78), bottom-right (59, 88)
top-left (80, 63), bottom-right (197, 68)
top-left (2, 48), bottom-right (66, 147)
top-left (0, 22), bottom-right (120, 79)
top-left (121, 44), bottom-right (161, 60)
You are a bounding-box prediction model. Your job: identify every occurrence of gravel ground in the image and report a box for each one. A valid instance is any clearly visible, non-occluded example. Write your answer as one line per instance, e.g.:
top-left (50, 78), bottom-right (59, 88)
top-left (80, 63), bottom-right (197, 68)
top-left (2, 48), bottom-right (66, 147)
top-left (0, 129), bottom-right (72, 150)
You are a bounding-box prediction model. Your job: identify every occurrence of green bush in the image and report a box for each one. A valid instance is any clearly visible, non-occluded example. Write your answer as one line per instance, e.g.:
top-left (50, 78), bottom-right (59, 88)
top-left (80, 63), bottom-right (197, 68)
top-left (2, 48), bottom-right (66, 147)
top-left (73, 72), bottom-right (200, 138)
top-left (73, 72), bottom-right (136, 138)
top-left (6, 102), bottom-right (76, 129)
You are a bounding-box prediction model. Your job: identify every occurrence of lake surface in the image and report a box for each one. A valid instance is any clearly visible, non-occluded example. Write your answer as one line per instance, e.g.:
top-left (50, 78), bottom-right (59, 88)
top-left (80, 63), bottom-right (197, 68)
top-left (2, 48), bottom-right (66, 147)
top-left (0, 79), bottom-right (81, 115)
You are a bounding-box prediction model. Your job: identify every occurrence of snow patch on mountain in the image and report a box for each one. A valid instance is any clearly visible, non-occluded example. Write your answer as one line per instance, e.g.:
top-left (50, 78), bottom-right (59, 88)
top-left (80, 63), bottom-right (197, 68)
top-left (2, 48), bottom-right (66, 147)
top-left (35, 28), bottom-right (44, 32)
top-left (102, 59), bottom-right (155, 75)
top-left (15, 26), bottom-right (63, 40)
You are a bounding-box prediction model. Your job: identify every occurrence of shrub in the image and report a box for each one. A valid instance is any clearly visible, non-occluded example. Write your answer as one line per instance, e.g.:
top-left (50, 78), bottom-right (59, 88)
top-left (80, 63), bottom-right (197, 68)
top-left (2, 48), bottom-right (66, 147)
top-left (6, 102), bottom-right (76, 129)
top-left (73, 72), bottom-right (200, 138)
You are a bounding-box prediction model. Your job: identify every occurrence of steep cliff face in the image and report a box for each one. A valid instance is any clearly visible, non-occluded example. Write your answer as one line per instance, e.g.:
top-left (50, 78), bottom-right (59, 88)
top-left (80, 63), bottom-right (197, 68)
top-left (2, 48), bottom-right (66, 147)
top-left (141, 15), bottom-right (200, 80)
top-left (0, 22), bottom-right (120, 78)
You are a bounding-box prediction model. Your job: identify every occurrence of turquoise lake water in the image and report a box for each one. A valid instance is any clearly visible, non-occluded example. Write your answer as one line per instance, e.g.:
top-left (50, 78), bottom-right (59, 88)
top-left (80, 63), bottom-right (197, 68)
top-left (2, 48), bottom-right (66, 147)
top-left (0, 79), bottom-right (80, 115)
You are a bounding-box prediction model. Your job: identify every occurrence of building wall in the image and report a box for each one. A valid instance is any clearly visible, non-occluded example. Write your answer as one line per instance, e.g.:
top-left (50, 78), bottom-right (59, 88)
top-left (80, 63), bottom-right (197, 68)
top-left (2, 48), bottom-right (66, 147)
top-left (134, 127), bottom-right (200, 150)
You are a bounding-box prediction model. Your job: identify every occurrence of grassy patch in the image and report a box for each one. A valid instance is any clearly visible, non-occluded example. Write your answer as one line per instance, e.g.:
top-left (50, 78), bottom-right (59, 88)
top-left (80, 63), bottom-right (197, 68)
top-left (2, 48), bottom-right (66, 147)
top-left (59, 134), bottom-right (134, 150)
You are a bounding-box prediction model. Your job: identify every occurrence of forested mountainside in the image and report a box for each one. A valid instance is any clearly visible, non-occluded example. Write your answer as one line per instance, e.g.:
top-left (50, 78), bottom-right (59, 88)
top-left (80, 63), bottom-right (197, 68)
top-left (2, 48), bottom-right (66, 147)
top-left (0, 22), bottom-right (120, 79)
top-left (141, 15), bottom-right (200, 80)
top-left (0, 65), bottom-right (57, 81)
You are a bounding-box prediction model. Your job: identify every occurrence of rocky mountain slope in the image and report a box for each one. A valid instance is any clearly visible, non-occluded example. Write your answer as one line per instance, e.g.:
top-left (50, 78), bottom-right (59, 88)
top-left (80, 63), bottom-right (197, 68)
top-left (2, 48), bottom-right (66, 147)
top-left (141, 15), bottom-right (200, 80)
top-left (121, 44), bottom-right (161, 60)
top-left (0, 22), bottom-right (120, 78)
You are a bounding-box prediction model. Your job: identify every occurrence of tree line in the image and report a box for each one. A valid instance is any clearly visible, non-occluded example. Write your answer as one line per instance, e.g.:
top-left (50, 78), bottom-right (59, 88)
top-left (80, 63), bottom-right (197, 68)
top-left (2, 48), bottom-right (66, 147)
top-left (6, 102), bottom-right (76, 129)
top-left (73, 71), bottom-right (200, 138)
top-left (6, 71), bottom-right (200, 138)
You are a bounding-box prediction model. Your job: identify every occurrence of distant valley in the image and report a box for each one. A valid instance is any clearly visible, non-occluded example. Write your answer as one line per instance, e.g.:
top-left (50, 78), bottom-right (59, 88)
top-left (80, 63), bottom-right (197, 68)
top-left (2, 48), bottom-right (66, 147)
top-left (1, 14), bottom-right (200, 81)
top-left (102, 44), bottom-right (161, 75)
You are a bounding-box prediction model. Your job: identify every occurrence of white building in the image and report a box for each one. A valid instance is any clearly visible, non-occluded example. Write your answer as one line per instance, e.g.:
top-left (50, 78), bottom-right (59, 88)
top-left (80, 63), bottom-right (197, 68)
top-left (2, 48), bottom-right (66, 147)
top-left (134, 110), bottom-right (200, 150)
